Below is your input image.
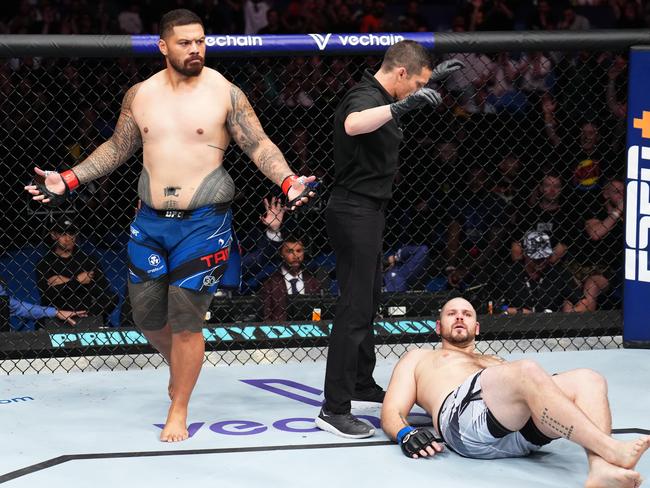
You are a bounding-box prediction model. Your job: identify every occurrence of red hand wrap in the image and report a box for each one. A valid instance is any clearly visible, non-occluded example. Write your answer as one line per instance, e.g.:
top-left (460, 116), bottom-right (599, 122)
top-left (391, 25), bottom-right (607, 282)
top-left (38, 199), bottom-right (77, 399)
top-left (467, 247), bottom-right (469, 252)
top-left (281, 174), bottom-right (298, 195)
top-left (60, 170), bottom-right (80, 191)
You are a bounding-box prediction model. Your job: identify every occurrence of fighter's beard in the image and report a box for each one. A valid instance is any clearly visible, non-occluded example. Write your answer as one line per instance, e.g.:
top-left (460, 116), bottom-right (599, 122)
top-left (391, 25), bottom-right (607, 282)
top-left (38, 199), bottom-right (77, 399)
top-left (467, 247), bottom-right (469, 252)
top-left (169, 56), bottom-right (204, 77)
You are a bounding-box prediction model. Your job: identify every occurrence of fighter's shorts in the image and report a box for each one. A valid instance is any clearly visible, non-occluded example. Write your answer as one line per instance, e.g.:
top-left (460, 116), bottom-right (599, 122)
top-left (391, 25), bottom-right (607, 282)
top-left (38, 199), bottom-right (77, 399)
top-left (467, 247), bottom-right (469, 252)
top-left (437, 370), bottom-right (553, 459)
top-left (127, 203), bottom-right (241, 294)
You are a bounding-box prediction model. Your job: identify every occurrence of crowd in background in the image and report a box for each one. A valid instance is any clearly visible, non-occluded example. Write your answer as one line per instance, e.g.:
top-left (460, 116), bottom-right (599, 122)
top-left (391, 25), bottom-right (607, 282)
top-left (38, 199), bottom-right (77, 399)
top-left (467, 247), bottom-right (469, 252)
top-left (2, 0), bottom-right (649, 35)
top-left (0, 0), bottom-right (642, 329)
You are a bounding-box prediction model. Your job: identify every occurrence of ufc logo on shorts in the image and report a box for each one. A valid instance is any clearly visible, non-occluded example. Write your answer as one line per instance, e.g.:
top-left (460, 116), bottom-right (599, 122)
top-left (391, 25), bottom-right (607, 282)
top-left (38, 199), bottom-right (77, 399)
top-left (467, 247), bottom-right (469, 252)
top-left (625, 145), bottom-right (650, 282)
top-left (200, 248), bottom-right (229, 268)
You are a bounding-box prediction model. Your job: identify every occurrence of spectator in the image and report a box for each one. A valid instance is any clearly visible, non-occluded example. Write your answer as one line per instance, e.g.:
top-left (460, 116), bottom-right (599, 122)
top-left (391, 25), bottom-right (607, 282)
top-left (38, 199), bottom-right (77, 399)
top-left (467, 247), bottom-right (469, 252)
top-left (614, 1), bottom-right (646, 28)
top-left (383, 245), bottom-right (429, 293)
top-left (544, 119), bottom-right (609, 211)
top-left (527, 0), bottom-right (556, 30)
top-left (398, 1), bottom-right (429, 32)
top-left (445, 165), bottom-right (509, 269)
top-left (0, 276), bottom-right (87, 332)
top-left (118, 2), bottom-right (143, 34)
top-left (240, 196), bottom-right (286, 293)
top-left (496, 231), bottom-right (581, 314)
top-left (244, 0), bottom-right (271, 34)
top-left (445, 52), bottom-right (493, 108)
top-left (518, 51), bottom-right (553, 96)
top-left (486, 52), bottom-right (528, 114)
top-left (258, 8), bottom-right (282, 34)
top-left (482, 0), bottom-right (515, 31)
top-left (557, 6), bottom-right (590, 30)
top-left (359, 1), bottom-right (386, 33)
top-left (491, 153), bottom-right (525, 206)
top-left (572, 179), bottom-right (625, 311)
top-left (36, 216), bottom-right (118, 328)
top-left (512, 173), bottom-right (575, 265)
top-left (259, 236), bottom-right (322, 321)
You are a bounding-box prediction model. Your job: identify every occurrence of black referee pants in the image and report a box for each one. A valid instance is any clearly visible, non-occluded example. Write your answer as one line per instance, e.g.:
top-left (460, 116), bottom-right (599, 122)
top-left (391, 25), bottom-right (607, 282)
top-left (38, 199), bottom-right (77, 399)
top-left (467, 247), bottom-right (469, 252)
top-left (323, 188), bottom-right (385, 414)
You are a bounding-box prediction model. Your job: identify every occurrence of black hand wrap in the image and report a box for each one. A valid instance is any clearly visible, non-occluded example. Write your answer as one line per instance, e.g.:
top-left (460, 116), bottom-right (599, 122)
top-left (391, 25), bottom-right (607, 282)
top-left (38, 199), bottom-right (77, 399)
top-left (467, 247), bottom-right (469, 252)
top-left (33, 173), bottom-right (69, 207)
top-left (400, 428), bottom-right (438, 458)
top-left (287, 179), bottom-right (320, 210)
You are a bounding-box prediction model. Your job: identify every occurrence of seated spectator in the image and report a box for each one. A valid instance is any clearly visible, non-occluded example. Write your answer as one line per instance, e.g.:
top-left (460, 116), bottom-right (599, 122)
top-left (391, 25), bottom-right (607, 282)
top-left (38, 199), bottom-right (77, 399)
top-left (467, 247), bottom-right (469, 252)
top-left (572, 179), bottom-right (625, 311)
top-left (258, 8), bottom-right (282, 34)
top-left (0, 276), bottom-right (87, 332)
top-left (496, 231), bottom-right (581, 314)
top-left (244, 0), bottom-right (271, 34)
top-left (259, 236), bottom-right (322, 321)
top-left (445, 165), bottom-right (509, 270)
top-left (36, 216), bottom-right (118, 328)
top-left (383, 245), bottom-right (429, 293)
top-left (557, 6), bottom-right (590, 30)
top-left (486, 52), bottom-right (528, 114)
top-left (527, 0), bottom-right (556, 30)
top-left (511, 173), bottom-right (575, 264)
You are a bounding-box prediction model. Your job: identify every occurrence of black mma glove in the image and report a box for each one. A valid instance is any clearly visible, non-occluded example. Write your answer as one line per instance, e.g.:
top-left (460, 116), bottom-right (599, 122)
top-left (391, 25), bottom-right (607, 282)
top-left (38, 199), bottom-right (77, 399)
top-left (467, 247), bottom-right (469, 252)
top-left (282, 175), bottom-right (320, 210)
top-left (389, 88), bottom-right (442, 122)
top-left (429, 59), bottom-right (465, 82)
top-left (397, 426), bottom-right (438, 458)
top-left (32, 172), bottom-right (70, 207)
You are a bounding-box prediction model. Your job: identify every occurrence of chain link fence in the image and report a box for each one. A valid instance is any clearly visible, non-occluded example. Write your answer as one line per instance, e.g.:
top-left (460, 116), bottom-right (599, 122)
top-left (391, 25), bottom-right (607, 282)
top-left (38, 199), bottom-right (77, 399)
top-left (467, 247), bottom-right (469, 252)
top-left (0, 40), bottom-right (630, 373)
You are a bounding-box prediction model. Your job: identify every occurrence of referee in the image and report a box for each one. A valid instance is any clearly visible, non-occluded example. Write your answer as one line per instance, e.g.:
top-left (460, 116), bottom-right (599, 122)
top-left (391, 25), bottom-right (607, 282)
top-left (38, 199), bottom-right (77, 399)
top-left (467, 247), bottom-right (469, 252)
top-left (315, 40), bottom-right (463, 438)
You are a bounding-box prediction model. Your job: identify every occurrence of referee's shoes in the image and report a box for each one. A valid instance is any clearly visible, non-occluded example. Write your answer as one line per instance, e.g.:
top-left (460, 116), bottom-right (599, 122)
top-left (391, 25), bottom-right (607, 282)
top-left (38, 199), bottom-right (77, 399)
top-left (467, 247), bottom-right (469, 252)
top-left (315, 407), bottom-right (375, 438)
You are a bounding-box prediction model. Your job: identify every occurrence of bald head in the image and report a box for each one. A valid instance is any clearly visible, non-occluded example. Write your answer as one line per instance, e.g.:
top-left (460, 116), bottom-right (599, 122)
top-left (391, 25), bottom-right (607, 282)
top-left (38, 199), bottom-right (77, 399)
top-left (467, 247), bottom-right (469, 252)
top-left (441, 297), bottom-right (476, 317)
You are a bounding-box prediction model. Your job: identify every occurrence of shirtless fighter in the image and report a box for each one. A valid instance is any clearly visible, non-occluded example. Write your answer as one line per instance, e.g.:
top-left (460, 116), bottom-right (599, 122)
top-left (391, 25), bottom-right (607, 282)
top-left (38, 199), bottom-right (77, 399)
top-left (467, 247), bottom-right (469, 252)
top-left (381, 298), bottom-right (649, 488)
top-left (25, 9), bottom-right (316, 442)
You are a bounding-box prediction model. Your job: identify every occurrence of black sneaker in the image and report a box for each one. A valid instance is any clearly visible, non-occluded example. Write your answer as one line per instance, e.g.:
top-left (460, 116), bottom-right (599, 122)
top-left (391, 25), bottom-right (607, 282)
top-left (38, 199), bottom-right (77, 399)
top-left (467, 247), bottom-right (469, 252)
top-left (315, 407), bottom-right (375, 439)
top-left (351, 385), bottom-right (386, 404)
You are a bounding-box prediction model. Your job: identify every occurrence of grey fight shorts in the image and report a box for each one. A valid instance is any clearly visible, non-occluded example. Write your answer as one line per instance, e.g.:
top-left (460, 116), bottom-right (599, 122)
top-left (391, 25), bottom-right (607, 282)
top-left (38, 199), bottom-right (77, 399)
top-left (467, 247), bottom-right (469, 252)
top-left (437, 370), bottom-right (553, 459)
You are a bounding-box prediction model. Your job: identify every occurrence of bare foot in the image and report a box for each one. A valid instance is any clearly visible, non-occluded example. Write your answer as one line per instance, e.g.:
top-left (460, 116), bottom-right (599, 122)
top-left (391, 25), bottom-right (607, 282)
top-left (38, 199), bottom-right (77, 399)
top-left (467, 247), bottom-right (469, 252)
top-left (159, 407), bottom-right (188, 442)
top-left (586, 457), bottom-right (642, 488)
top-left (609, 437), bottom-right (650, 470)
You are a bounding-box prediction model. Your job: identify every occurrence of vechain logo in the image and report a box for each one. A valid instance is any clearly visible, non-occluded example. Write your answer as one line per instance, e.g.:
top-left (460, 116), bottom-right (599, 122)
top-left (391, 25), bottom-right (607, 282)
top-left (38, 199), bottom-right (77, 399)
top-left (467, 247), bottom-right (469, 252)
top-left (0, 396), bottom-right (33, 405)
top-left (309, 33), bottom-right (405, 51)
top-left (205, 35), bottom-right (263, 47)
top-left (625, 112), bottom-right (650, 282)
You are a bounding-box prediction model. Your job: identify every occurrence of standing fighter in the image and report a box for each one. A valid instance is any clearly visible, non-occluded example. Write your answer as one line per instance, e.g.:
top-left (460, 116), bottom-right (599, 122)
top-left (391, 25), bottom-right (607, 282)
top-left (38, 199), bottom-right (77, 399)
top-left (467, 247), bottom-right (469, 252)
top-left (382, 297), bottom-right (648, 488)
top-left (25, 9), bottom-right (316, 442)
top-left (315, 40), bottom-right (463, 438)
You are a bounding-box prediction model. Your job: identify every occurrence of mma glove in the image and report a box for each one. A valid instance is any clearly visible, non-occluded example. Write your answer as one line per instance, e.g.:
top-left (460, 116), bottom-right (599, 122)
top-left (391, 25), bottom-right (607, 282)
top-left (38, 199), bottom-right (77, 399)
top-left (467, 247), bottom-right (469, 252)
top-left (33, 170), bottom-right (79, 207)
top-left (389, 88), bottom-right (442, 122)
top-left (429, 59), bottom-right (465, 82)
top-left (397, 426), bottom-right (438, 458)
top-left (281, 174), bottom-right (320, 210)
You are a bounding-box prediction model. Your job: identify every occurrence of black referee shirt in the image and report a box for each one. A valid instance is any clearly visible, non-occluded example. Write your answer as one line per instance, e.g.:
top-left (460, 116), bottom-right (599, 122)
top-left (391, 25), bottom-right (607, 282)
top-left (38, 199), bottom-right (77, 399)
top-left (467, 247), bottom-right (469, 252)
top-left (333, 70), bottom-right (404, 200)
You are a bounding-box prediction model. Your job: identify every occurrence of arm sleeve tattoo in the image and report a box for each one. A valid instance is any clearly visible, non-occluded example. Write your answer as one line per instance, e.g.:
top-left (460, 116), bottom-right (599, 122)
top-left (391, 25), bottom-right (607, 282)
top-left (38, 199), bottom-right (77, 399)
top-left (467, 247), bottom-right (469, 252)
top-left (72, 83), bottom-right (143, 184)
top-left (226, 84), bottom-right (294, 186)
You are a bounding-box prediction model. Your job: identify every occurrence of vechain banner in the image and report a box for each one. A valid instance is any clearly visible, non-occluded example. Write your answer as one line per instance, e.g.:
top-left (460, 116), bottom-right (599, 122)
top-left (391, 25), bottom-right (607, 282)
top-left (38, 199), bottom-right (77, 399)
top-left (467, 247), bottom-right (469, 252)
top-left (624, 46), bottom-right (650, 347)
top-left (131, 32), bottom-right (434, 56)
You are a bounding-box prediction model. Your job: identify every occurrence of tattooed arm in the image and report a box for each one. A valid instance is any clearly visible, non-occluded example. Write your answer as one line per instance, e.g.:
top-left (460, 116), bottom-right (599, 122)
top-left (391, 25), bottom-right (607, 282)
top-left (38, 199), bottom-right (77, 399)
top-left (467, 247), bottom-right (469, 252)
top-left (72, 83), bottom-right (143, 184)
top-left (226, 85), bottom-right (294, 186)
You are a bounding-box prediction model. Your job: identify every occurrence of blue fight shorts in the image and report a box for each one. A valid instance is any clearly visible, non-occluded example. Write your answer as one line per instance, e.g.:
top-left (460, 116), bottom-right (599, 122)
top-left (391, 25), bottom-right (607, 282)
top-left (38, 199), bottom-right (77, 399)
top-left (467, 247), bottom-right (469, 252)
top-left (127, 203), bottom-right (241, 294)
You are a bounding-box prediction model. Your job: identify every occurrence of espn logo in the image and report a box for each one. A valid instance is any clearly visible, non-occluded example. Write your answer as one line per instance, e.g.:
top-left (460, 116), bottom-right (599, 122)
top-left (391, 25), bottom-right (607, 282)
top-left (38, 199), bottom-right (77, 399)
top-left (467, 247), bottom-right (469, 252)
top-left (625, 145), bottom-right (650, 282)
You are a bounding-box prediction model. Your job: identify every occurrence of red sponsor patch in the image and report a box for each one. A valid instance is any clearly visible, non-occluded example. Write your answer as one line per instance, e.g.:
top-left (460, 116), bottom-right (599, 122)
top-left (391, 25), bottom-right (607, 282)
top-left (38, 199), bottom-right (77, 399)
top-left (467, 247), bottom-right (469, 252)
top-left (199, 248), bottom-right (230, 267)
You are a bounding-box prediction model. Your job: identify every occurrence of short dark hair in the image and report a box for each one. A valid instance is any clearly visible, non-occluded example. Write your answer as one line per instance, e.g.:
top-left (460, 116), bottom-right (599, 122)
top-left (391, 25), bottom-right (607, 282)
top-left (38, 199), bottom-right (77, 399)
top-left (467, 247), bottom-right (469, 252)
top-left (281, 235), bottom-right (304, 248)
top-left (380, 40), bottom-right (432, 75)
top-left (159, 9), bottom-right (203, 39)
